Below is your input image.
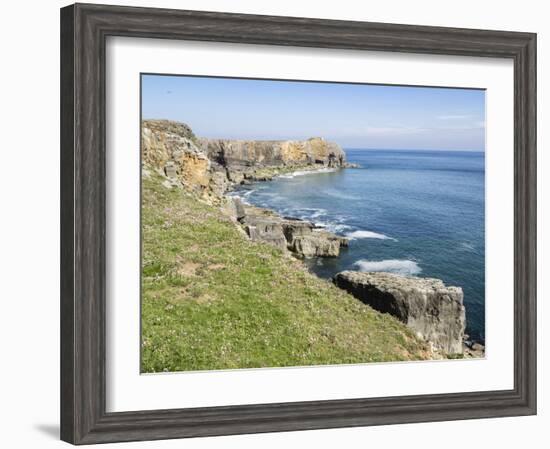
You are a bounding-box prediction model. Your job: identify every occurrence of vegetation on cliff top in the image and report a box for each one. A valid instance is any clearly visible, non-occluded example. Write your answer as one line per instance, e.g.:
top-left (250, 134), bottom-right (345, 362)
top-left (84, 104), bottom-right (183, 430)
top-left (141, 170), bottom-right (430, 372)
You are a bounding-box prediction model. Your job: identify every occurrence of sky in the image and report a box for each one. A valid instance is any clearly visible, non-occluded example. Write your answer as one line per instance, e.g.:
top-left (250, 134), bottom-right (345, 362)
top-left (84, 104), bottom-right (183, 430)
top-left (141, 74), bottom-right (485, 151)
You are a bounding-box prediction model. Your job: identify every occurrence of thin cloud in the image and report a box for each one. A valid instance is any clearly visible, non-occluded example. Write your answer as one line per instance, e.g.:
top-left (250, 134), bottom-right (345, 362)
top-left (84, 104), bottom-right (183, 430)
top-left (363, 126), bottom-right (426, 136)
top-left (437, 114), bottom-right (473, 120)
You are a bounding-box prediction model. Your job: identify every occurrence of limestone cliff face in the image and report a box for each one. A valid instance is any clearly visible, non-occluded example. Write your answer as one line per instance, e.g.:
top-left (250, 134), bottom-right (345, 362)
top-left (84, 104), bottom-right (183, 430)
top-left (142, 120), bottom-right (347, 200)
top-left (333, 271), bottom-right (466, 354)
top-left (142, 120), bottom-right (213, 193)
top-left (200, 137), bottom-right (346, 171)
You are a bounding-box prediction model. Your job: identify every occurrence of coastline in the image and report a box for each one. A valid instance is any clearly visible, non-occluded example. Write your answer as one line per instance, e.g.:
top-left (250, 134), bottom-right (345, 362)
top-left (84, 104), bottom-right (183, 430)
top-left (221, 164), bottom-right (484, 357)
top-left (141, 119), bottom-right (484, 359)
top-left (222, 166), bottom-right (352, 259)
top-left (141, 168), bottom-right (435, 372)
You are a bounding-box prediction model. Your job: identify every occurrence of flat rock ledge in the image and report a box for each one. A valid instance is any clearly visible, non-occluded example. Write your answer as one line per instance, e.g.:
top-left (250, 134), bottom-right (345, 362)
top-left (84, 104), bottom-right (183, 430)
top-left (333, 271), bottom-right (466, 354)
top-left (222, 197), bottom-right (348, 258)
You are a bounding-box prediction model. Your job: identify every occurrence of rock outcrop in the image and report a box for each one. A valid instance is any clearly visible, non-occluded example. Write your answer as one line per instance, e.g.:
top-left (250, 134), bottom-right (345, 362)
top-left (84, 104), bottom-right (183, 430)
top-left (200, 137), bottom-right (346, 172)
top-left (463, 340), bottom-right (485, 358)
top-left (202, 137), bottom-right (347, 188)
top-left (141, 120), bottom-right (227, 201)
top-left (333, 271), bottom-right (466, 354)
top-left (142, 120), bottom-right (348, 203)
top-left (227, 199), bottom-right (348, 258)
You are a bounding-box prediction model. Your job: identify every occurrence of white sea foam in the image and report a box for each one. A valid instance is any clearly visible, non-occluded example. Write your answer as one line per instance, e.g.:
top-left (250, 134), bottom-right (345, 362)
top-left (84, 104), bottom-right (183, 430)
top-left (287, 207), bottom-right (328, 221)
top-left (353, 259), bottom-right (421, 275)
top-left (278, 168), bottom-right (338, 178)
top-left (325, 223), bottom-right (352, 233)
top-left (227, 190), bottom-right (253, 205)
top-left (293, 207), bottom-right (327, 215)
top-left (309, 209), bottom-right (327, 219)
top-left (346, 230), bottom-right (396, 241)
top-left (241, 190), bottom-right (255, 198)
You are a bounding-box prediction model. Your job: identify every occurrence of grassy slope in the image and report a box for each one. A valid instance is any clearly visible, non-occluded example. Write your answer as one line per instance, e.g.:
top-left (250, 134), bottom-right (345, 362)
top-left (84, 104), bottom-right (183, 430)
top-left (141, 171), bottom-right (430, 372)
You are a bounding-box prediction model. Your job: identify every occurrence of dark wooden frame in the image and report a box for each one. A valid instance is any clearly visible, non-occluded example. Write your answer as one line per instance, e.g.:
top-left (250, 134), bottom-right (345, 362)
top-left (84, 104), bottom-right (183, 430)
top-left (60, 2), bottom-right (537, 445)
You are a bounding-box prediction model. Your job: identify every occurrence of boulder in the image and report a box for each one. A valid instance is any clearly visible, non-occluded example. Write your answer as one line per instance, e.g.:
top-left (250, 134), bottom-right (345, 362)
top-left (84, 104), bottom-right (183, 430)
top-left (463, 341), bottom-right (485, 358)
top-left (281, 219), bottom-right (314, 241)
top-left (281, 219), bottom-right (348, 257)
top-left (289, 232), bottom-right (342, 257)
top-left (237, 206), bottom-right (347, 258)
top-left (209, 170), bottom-right (231, 197)
top-left (220, 196), bottom-right (246, 221)
top-left (232, 198), bottom-right (246, 221)
top-left (241, 215), bottom-right (288, 252)
top-left (333, 271), bottom-right (465, 354)
top-left (164, 161), bottom-right (177, 178)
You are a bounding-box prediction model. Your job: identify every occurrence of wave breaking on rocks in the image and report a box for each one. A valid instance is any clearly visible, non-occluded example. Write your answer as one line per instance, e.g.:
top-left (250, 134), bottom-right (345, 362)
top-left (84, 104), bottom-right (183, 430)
top-left (141, 119), bottom-right (483, 358)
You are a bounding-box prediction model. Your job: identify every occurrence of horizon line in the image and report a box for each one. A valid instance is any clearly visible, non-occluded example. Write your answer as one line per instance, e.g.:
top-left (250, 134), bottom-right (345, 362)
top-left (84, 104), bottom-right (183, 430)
top-left (141, 118), bottom-right (485, 153)
top-left (344, 147), bottom-right (485, 153)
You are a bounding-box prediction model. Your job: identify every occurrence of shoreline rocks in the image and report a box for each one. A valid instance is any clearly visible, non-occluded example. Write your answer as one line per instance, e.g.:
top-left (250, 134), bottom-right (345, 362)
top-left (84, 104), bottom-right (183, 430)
top-left (463, 337), bottom-right (485, 358)
top-left (333, 271), bottom-right (466, 354)
top-left (228, 198), bottom-right (348, 258)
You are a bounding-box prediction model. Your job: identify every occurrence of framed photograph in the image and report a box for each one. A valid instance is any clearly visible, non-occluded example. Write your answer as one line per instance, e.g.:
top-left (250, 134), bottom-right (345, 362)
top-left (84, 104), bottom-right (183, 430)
top-left (60, 3), bottom-right (536, 444)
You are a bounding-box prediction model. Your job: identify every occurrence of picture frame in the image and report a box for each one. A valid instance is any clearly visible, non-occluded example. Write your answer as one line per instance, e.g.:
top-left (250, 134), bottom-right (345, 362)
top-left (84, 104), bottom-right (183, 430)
top-left (60, 3), bottom-right (537, 445)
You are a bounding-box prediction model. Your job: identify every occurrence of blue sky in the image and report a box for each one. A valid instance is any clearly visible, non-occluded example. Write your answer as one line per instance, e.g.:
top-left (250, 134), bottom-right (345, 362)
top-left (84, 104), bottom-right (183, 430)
top-left (142, 74), bottom-right (485, 151)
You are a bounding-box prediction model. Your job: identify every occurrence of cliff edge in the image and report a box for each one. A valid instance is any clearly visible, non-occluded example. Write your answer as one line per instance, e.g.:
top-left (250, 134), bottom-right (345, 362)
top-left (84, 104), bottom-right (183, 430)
top-left (334, 271), bottom-right (466, 354)
top-left (142, 119), bottom-right (348, 202)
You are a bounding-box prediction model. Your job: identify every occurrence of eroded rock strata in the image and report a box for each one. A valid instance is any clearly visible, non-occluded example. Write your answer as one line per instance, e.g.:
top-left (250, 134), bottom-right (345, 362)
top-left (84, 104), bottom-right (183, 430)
top-left (222, 198), bottom-right (348, 257)
top-left (142, 119), bottom-right (349, 258)
top-left (200, 137), bottom-right (346, 172)
top-left (142, 119), bottom-right (349, 203)
top-left (333, 271), bottom-right (466, 354)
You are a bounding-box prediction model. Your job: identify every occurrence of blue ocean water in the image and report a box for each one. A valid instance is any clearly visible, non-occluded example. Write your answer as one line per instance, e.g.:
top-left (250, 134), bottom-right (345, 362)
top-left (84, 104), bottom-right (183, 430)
top-left (233, 149), bottom-right (485, 343)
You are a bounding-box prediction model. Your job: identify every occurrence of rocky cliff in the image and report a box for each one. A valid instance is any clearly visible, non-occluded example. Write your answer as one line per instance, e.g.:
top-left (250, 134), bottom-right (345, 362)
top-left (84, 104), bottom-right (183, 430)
top-left (333, 271), bottom-right (466, 354)
top-left (141, 120), bottom-right (219, 197)
top-left (142, 119), bottom-right (349, 258)
top-left (142, 120), bottom-right (348, 201)
top-left (201, 137), bottom-right (346, 172)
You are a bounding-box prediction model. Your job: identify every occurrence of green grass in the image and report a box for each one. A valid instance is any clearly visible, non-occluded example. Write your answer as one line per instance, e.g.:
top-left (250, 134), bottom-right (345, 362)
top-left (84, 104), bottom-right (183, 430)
top-left (141, 171), bottom-right (430, 372)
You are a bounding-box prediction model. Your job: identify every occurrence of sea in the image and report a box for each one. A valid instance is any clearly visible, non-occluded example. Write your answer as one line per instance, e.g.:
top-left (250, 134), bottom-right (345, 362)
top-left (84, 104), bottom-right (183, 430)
top-left (231, 149), bottom-right (485, 343)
